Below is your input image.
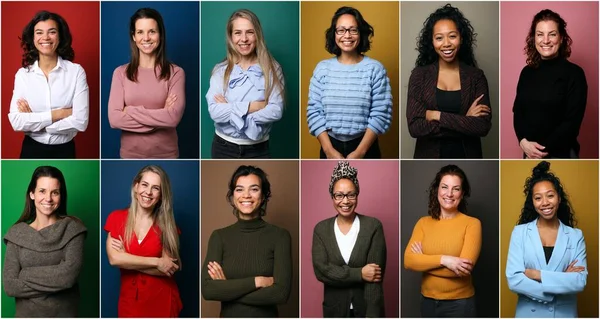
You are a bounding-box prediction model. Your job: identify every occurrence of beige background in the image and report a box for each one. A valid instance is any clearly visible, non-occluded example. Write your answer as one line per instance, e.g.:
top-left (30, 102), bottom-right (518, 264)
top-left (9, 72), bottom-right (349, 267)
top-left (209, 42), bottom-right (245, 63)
top-left (200, 161), bottom-right (299, 317)
top-left (500, 160), bottom-right (599, 317)
top-left (400, 1), bottom-right (500, 158)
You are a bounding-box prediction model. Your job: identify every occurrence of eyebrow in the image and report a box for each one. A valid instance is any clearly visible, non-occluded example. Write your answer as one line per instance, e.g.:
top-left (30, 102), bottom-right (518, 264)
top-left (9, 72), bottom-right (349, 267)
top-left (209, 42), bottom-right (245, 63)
top-left (35, 27), bottom-right (58, 32)
top-left (236, 184), bottom-right (260, 188)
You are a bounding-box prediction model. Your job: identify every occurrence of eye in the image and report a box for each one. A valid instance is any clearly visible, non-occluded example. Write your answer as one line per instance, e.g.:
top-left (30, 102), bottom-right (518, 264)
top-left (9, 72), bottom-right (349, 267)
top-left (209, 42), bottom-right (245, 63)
top-left (52, 190), bottom-right (60, 196)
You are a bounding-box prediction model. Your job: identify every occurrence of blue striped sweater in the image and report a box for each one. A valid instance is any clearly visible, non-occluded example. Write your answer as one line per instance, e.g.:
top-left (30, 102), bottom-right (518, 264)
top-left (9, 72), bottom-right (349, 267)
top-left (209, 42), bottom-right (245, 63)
top-left (307, 56), bottom-right (393, 141)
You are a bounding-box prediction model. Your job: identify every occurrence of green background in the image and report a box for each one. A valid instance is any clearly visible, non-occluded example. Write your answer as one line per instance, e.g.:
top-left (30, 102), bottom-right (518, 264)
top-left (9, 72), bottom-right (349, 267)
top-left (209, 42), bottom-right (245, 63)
top-left (200, 2), bottom-right (300, 158)
top-left (1, 160), bottom-right (100, 317)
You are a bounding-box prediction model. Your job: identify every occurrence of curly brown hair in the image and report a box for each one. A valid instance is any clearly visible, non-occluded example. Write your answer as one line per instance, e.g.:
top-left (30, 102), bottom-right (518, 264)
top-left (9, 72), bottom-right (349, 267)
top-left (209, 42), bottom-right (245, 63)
top-left (427, 165), bottom-right (471, 219)
top-left (525, 9), bottom-right (572, 68)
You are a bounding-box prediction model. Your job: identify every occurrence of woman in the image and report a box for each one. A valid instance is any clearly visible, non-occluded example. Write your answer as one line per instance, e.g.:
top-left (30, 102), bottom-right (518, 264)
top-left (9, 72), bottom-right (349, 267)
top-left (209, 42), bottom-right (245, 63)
top-left (404, 164), bottom-right (481, 317)
top-left (406, 4), bottom-right (492, 159)
top-left (206, 9), bottom-right (284, 159)
top-left (506, 161), bottom-right (587, 317)
top-left (108, 8), bottom-right (186, 159)
top-left (307, 6), bottom-right (393, 159)
top-left (3, 166), bottom-right (87, 317)
top-left (104, 165), bottom-right (182, 317)
top-left (312, 161), bottom-right (386, 317)
top-left (201, 165), bottom-right (292, 317)
top-left (8, 11), bottom-right (89, 159)
top-left (512, 10), bottom-right (587, 159)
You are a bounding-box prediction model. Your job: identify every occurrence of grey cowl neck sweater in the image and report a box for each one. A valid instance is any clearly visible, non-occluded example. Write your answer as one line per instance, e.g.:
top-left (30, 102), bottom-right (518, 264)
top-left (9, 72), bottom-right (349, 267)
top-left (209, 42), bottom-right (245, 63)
top-left (3, 217), bottom-right (87, 318)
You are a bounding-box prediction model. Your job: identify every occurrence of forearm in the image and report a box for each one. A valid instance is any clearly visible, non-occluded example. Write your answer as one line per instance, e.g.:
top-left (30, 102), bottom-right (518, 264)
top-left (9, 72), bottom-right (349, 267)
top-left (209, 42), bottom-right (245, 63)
top-left (8, 111), bottom-right (53, 132)
top-left (354, 129), bottom-right (378, 156)
top-left (404, 252), bottom-right (444, 272)
top-left (316, 131), bottom-right (335, 152)
top-left (108, 250), bottom-right (159, 270)
top-left (201, 276), bottom-right (257, 301)
top-left (138, 268), bottom-right (167, 276)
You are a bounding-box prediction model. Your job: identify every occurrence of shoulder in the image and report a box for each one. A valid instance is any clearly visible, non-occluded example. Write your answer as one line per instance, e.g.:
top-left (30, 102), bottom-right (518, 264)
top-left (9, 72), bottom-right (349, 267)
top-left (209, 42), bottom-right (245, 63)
top-left (362, 56), bottom-right (386, 71)
top-left (357, 214), bottom-right (383, 229)
top-left (562, 223), bottom-right (584, 240)
top-left (312, 58), bottom-right (337, 74)
top-left (112, 64), bottom-right (129, 77)
top-left (265, 222), bottom-right (292, 239)
top-left (211, 61), bottom-right (228, 75)
top-left (4, 222), bottom-right (30, 242)
top-left (461, 213), bottom-right (481, 224)
top-left (169, 64), bottom-right (185, 76)
top-left (314, 216), bottom-right (336, 233)
top-left (106, 208), bottom-right (129, 224)
top-left (409, 64), bottom-right (434, 81)
top-left (510, 222), bottom-right (529, 238)
top-left (564, 60), bottom-right (586, 80)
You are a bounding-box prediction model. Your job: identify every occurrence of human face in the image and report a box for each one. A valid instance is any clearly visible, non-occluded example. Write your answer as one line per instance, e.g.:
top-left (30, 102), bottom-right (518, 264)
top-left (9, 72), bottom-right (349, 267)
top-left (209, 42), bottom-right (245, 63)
top-left (532, 180), bottom-right (560, 220)
top-left (535, 20), bottom-right (561, 60)
top-left (433, 19), bottom-right (461, 64)
top-left (335, 14), bottom-right (360, 54)
top-left (133, 18), bottom-right (160, 56)
top-left (332, 179), bottom-right (358, 218)
top-left (33, 19), bottom-right (59, 58)
top-left (231, 17), bottom-right (256, 58)
top-left (29, 177), bottom-right (61, 217)
top-left (437, 174), bottom-right (463, 213)
top-left (233, 174), bottom-right (263, 220)
top-left (135, 171), bottom-right (162, 211)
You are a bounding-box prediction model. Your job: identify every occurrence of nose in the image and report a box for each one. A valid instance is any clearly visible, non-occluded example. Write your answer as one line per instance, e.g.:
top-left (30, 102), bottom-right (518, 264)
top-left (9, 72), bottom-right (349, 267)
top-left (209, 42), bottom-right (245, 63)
top-left (44, 192), bottom-right (52, 202)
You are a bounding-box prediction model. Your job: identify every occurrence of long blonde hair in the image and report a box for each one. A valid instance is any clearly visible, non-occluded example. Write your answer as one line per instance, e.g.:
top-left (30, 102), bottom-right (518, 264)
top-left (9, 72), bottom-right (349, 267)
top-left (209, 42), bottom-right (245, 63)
top-left (124, 165), bottom-right (181, 267)
top-left (222, 9), bottom-right (285, 104)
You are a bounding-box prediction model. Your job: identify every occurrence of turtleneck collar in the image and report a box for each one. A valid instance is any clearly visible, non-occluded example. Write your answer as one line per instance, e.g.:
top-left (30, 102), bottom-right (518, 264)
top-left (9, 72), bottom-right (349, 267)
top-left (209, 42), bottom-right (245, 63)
top-left (539, 56), bottom-right (566, 67)
top-left (236, 217), bottom-right (267, 232)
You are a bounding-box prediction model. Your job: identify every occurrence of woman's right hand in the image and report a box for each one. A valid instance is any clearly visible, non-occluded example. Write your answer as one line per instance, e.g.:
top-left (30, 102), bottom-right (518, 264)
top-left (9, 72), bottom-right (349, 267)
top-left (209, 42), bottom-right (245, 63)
top-left (17, 99), bottom-right (32, 113)
top-left (564, 260), bottom-right (586, 273)
top-left (254, 276), bottom-right (274, 288)
top-left (466, 94), bottom-right (490, 117)
top-left (361, 263), bottom-right (382, 282)
top-left (441, 255), bottom-right (473, 276)
top-left (519, 138), bottom-right (548, 159)
top-left (157, 254), bottom-right (179, 277)
top-left (324, 148), bottom-right (344, 159)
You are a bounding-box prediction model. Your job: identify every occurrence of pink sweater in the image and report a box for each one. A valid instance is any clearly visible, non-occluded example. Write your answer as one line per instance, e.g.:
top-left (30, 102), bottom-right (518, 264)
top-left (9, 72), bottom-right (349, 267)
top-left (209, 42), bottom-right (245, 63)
top-left (108, 64), bottom-right (185, 158)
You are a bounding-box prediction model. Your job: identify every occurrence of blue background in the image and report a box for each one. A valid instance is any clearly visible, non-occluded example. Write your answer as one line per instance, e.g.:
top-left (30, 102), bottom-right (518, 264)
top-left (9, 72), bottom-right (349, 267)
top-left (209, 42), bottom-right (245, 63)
top-left (101, 1), bottom-right (200, 159)
top-left (100, 161), bottom-right (199, 317)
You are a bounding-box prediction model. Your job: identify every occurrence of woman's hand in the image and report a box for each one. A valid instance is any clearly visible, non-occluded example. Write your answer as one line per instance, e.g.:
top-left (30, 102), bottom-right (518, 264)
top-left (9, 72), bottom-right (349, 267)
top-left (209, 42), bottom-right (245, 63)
top-left (524, 268), bottom-right (541, 282)
top-left (466, 94), bottom-right (490, 117)
top-left (254, 276), bottom-right (274, 288)
top-left (214, 94), bottom-right (228, 104)
top-left (410, 241), bottom-right (423, 254)
top-left (164, 94), bottom-right (178, 109)
top-left (249, 101), bottom-right (266, 113)
top-left (157, 253), bottom-right (179, 277)
top-left (323, 148), bottom-right (344, 159)
top-left (441, 255), bottom-right (473, 276)
top-left (564, 260), bottom-right (586, 273)
top-left (519, 138), bottom-right (548, 159)
top-left (361, 263), bottom-right (382, 282)
top-left (425, 110), bottom-right (440, 121)
top-left (17, 99), bottom-right (32, 113)
top-left (208, 261), bottom-right (227, 280)
top-left (110, 235), bottom-right (125, 253)
top-left (346, 149), bottom-right (365, 159)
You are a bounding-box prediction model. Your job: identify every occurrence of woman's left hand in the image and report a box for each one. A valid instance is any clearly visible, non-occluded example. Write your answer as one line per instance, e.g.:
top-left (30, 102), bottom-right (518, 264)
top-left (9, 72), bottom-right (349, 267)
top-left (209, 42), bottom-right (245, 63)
top-left (214, 94), bottom-right (228, 104)
top-left (524, 268), bottom-right (541, 282)
top-left (110, 235), bottom-right (125, 253)
top-left (410, 241), bottom-right (423, 254)
top-left (208, 261), bottom-right (227, 280)
top-left (17, 99), bottom-right (32, 113)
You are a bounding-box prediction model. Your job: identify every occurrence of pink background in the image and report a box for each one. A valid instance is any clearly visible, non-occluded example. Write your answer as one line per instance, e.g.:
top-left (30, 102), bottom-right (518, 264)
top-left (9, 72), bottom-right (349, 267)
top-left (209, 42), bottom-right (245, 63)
top-left (500, 1), bottom-right (599, 158)
top-left (300, 160), bottom-right (399, 317)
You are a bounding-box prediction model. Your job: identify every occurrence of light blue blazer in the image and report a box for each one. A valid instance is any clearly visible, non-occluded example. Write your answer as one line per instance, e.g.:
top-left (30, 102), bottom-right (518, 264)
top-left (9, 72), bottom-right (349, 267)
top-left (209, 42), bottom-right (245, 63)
top-left (506, 219), bottom-right (587, 318)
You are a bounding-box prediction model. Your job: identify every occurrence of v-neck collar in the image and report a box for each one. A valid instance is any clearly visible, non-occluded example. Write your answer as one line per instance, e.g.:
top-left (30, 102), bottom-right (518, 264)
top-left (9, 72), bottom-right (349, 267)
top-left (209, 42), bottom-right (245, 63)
top-left (528, 219), bottom-right (570, 271)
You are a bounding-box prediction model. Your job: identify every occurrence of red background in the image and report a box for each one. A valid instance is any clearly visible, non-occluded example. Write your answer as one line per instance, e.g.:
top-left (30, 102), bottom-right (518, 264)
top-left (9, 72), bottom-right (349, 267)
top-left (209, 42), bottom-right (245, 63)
top-left (1, 1), bottom-right (100, 158)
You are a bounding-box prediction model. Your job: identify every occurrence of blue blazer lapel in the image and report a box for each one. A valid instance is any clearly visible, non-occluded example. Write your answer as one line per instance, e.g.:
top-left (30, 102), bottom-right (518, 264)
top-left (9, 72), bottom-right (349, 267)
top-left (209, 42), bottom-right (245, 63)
top-left (527, 220), bottom-right (547, 269)
top-left (547, 221), bottom-right (570, 272)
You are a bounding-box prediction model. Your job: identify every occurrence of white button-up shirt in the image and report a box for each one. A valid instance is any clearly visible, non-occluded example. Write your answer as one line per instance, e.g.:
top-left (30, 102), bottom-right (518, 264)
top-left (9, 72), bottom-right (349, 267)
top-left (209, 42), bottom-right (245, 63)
top-left (8, 57), bottom-right (89, 145)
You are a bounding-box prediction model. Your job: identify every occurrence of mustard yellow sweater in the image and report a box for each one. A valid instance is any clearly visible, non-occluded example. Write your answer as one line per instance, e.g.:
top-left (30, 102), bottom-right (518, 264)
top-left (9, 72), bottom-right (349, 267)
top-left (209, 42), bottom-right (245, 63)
top-left (404, 213), bottom-right (481, 299)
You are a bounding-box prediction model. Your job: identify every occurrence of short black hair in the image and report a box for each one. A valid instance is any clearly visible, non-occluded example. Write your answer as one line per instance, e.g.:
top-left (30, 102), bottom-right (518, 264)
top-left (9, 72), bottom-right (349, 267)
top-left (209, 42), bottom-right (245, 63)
top-left (325, 6), bottom-right (374, 56)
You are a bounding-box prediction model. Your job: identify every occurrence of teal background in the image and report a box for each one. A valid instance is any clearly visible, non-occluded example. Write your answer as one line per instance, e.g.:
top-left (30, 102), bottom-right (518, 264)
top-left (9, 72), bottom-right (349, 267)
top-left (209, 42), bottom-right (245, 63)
top-left (1, 160), bottom-right (100, 317)
top-left (200, 2), bottom-right (300, 158)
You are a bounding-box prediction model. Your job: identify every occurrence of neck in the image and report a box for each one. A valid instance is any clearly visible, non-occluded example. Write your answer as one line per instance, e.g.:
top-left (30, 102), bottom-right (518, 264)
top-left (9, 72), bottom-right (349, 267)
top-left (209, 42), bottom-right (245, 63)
top-left (139, 53), bottom-right (156, 69)
top-left (238, 211), bottom-right (260, 221)
top-left (440, 209), bottom-right (459, 219)
top-left (337, 212), bottom-right (356, 225)
top-left (38, 55), bottom-right (58, 73)
top-left (31, 213), bottom-right (58, 230)
top-left (439, 58), bottom-right (459, 70)
top-left (337, 51), bottom-right (363, 65)
top-left (135, 205), bottom-right (154, 220)
top-left (238, 54), bottom-right (257, 70)
top-left (537, 217), bottom-right (559, 229)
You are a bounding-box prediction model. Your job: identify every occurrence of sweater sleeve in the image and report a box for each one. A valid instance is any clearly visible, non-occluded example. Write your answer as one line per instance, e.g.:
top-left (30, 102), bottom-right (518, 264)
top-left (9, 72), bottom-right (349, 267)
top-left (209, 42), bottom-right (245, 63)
top-left (17, 233), bottom-right (85, 292)
top-left (512, 67), bottom-right (528, 143)
top-left (206, 65), bottom-right (249, 130)
top-left (543, 66), bottom-right (587, 154)
top-left (406, 69), bottom-right (443, 138)
top-left (364, 221), bottom-right (387, 318)
top-left (438, 68), bottom-right (492, 137)
top-left (243, 66), bottom-right (285, 140)
top-left (404, 218), bottom-right (445, 271)
top-left (125, 67), bottom-right (186, 129)
top-left (8, 70), bottom-right (53, 132)
top-left (201, 230), bottom-right (257, 301)
top-left (307, 63), bottom-right (328, 137)
top-left (107, 67), bottom-right (155, 133)
top-left (367, 65), bottom-right (393, 135)
top-left (2, 242), bottom-right (44, 298)
top-left (312, 225), bottom-right (363, 287)
top-left (45, 64), bottom-right (90, 134)
top-left (236, 228), bottom-right (292, 306)
top-left (428, 217), bottom-right (482, 278)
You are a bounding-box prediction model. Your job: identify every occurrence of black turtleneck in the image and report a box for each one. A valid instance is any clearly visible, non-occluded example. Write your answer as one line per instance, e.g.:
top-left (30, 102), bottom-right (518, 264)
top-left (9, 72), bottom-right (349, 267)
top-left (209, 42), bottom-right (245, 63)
top-left (513, 57), bottom-right (588, 158)
top-left (201, 217), bottom-right (292, 317)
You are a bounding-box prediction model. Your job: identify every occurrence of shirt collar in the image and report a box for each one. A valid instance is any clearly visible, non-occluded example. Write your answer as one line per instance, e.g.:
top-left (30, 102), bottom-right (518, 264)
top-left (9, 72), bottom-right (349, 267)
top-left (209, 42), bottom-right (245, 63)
top-left (32, 56), bottom-right (65, 74)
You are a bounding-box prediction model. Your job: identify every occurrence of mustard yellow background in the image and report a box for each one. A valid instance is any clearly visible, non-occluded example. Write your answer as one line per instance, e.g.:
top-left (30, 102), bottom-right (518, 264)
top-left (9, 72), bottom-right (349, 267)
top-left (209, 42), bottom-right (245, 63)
top-left (300, 2), bottom-right (399, 158)
top-left (500, 160), bottom-right (599, 317)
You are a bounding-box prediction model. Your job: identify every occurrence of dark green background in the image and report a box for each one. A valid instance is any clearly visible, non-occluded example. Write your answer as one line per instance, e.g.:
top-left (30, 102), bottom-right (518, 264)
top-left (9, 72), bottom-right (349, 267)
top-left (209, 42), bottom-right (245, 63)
top-left (1, 160), bottom-right (100, 317)
top-left (200, 2), bottom-right (300, 158)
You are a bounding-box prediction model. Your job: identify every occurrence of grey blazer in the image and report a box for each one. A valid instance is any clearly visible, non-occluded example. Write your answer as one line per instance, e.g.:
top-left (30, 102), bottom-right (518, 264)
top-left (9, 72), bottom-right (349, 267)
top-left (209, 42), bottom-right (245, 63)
top-left (312, 214), bottom-right (386, 318)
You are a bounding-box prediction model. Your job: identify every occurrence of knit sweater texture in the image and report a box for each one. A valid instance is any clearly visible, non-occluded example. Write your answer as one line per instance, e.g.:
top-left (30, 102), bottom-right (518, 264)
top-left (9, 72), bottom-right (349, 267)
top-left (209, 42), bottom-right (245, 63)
top-left (307, 56), bottom-right (393, 141)
top-left (404, 213), bottom-right (481, 299)
top-left (201, 218), bottom-right (292, 317)
top-left (513, 58), bottom-right (587, 158)
top-left (3, 217), bottom-right (87, 317)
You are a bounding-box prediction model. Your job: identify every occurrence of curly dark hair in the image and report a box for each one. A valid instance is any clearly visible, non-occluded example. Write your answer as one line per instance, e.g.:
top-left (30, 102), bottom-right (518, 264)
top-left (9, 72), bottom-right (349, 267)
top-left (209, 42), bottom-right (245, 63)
top-left (517, 161), bottom-right (576, 227)
top-left (325, 6), bottom-right (374, 56)
top-left (415, 4), bottom-right (477, 67)
top-left (427, 164), bottom-right (471, 219)
top-left (20, 11), bottom-right (74, 69)
top-left (226, 165), bottom-right (272, 217)
top-left (524, 9), bottom-right (572, 68)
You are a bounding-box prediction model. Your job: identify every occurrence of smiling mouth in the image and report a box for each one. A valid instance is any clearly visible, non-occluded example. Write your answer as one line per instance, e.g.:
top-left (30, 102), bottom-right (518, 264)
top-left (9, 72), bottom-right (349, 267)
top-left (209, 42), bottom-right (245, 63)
top-left (141, 196), bottom-right (153, 204)
top-left (541, 208), bottom-right (553, 215)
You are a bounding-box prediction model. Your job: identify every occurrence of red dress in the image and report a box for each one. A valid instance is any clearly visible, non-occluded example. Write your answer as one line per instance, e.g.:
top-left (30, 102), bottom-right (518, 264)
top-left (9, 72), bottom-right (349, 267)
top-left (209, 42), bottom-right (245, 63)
top-left (104, 209), bottom-right (182, 317)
